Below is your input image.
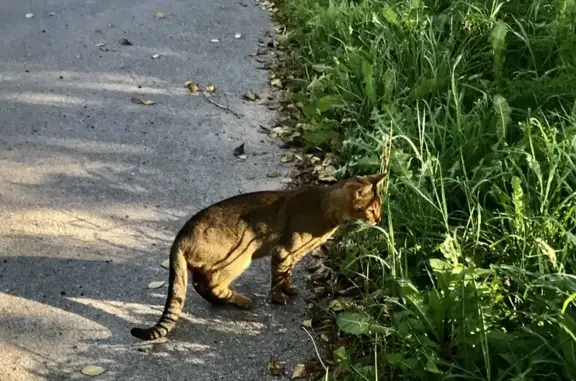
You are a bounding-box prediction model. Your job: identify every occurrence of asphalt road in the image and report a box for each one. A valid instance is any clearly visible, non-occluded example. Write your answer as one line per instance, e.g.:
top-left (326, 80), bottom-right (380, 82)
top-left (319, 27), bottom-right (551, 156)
top-left (0, 0), bottom-right (312, 380)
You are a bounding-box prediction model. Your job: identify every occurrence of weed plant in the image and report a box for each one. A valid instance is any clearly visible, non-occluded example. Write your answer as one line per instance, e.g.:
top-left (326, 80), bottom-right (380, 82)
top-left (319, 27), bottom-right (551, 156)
top-left (276, 0), bottom-right (576, 379)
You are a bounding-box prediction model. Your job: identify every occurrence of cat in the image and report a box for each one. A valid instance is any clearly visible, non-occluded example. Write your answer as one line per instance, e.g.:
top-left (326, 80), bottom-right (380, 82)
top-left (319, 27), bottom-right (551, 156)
top-left (130, 174), bottom-right (386, 341)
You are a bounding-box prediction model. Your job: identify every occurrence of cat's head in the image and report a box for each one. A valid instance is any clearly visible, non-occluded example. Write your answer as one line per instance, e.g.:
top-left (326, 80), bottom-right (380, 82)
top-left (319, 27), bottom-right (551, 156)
top-left (340, 174), bottom-right (386, 225)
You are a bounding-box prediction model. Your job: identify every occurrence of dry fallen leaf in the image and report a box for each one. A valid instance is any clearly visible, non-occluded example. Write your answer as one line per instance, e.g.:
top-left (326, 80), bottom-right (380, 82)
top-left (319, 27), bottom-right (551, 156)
top-left (291, 363), bottom-right (307, 379)
top-left (131, 96), bottom-right (155, 106)
top-left (205, 85), bottom-right (216, 93)
top-left (154, 11), bottom-right (166, 19)
top-left (234, 33), bottom-right (242, 39)
top-left (242, 90), bottom-right (259, 101)
top-left (280, 153), bottom-right (294, 163)
top-left (185, 80), bottom-right (200, 94)
top-left (270, 125), bottom-right (295, 139)
top-left (267, 359), bottom-right (284, 376)
top-left (151, 53), bottom-right (160, 59)
top-left (258, 125), bottom-right (271, 134)
top-left (270, 78), bottom-right (282, 87)
top-left (328, 297), bottom-right (354, 312)
top-left (119, 38), bottom-right (132, 46)
top-left (313, 286), bottom-right (327, 296)
top-left (328, 299), bottom-right (344, 312)
top-left (233, 143), bottom-right (246, 156)
top-left (25, 13), bottom-right (34, 19)
top-left (147, 281), bottom-right (166, 289)
top-left (81, 365), bottom-right (106, 377)
top-left (160, 259), bottom-right (170, 269)
top-left (302, 319), bottom-right (312, 329)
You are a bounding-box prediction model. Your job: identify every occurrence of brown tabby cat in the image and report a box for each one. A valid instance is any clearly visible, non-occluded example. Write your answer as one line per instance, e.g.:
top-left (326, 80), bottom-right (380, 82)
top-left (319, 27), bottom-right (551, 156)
top-left (130, 174), bottom-right (386, 341)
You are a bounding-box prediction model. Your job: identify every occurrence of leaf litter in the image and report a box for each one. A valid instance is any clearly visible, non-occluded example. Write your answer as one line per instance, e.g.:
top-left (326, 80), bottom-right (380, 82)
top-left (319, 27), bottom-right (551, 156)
top-left (242, 90), bottom-right (259, 101)
top-left (130, 97), bottom-right (155, 105)
top-left (185, 80), bottom-right (200, 94)
top-left (291, 363), bottom-right (307, 379)
top-left (147, 281), bottom-right (166, 289)
top-left (118, 38), bottom-right (132, 46)
top-left (81, 365), bottom-right (106, 376)
top-left (233, 143), bottom-right (246, 156)
top-left (267, 359), bottom-right (285, 376)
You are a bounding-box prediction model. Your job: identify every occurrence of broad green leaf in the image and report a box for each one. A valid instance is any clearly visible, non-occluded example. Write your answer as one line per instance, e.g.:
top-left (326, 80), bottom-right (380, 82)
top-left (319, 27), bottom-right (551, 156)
top-left (381, 5), bottom-right (400, 26)
top-left (386, 352), bottom-right (403, 364)
top-left (336, 312), bottom-right (372, 335)
top-left (429, 258), bottom-right (450, 272)
top-left (315, 95), bottom-right (342, 113)
top-left (493, 94), bottom-right (511, 141)
top-left (426, 359), bottom-right (441, 374)
top-left (491, 21), bottom-right (508, 54)
top-left (333, 346), bottom-right (348, 363)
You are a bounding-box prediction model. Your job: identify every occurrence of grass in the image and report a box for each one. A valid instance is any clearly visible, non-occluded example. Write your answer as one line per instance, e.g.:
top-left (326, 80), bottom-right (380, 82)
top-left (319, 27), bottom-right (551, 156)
top-left (272, 0), bottom-right (576, 379)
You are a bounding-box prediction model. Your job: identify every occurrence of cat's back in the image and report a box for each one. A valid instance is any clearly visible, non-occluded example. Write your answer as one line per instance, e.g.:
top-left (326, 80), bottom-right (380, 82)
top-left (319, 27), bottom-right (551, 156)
top-left (180, 190), bottom-right (288, 233)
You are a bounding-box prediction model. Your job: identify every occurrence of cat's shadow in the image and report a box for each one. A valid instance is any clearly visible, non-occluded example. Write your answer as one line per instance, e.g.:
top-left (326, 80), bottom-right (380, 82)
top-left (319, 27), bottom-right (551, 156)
top-left (0, 232), bottom-right (311, 380)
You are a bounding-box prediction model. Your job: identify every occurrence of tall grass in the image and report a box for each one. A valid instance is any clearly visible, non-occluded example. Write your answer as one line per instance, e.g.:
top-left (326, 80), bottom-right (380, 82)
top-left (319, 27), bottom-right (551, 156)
top-left (275, 0), bottom-right (576, 379)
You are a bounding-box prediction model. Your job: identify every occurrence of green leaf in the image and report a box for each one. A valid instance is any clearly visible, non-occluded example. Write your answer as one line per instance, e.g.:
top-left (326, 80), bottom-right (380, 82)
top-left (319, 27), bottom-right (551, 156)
top-left (381, 5), bottom-right (400, 26)
top-left (383, 68), bottom-right (396, 100)
top-left (337, 312), bottom-right (372, 335)
top-left (337, 312), bottom-right (392, 336)
top-left (333, 346), bottom-right (348, 363)
top-left (362, 60), bottom-right (376, 105)
top-left (302, 128), bottom-right (339, 148)
top-left (491, 21), bottom-right (508, 55)
top-left (438, 235), bottom-right (461, 264)
top-left (386, 353), bottom-right (403, 364)
top-left (426, 359), bottom-right (441, 374)
top-left (311, 64), bottom-right (333, 73)
top-left (315, 95), bottom-right (342, 113)
top-left (429, 258), bottom-right (450, 272)
top-left (493, 94), bottom-right (511, 142)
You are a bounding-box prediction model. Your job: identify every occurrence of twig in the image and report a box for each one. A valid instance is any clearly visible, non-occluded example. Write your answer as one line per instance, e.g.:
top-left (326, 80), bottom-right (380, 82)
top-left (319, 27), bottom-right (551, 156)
top-left (203, 93), bottom-right (243, 119)
top-left (302, 326), bottom-right (328, 372)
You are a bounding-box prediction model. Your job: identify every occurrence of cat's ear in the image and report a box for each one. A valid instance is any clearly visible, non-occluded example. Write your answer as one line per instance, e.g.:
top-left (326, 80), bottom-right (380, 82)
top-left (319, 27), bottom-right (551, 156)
top-left (366, 174), bottom-right (387, 188)
top-left (354, 184), bottom-right (373, 198)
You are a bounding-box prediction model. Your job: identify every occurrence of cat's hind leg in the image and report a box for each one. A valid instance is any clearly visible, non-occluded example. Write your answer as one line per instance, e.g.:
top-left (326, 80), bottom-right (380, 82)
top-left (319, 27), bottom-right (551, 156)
top-left (190, 268), bottom-right (226, 305)
top-left (201, 255), bottom-right (253, 310)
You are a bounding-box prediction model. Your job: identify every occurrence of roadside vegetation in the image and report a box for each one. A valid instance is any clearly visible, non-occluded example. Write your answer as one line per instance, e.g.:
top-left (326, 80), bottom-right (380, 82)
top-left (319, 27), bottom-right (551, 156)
top-left (272, 0), bottom-right (576, 379)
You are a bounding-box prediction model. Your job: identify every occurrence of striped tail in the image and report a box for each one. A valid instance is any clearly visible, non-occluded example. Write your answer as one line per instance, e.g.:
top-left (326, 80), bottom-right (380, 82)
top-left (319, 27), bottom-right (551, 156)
top-left (130, 244), bottom-right (188, 341)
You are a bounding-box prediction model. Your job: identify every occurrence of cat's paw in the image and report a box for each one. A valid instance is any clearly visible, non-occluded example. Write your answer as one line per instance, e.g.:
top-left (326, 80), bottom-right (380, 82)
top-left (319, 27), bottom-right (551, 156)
top-left (271, 291), bottom-right (287, 305)
top-left (282, 283), bottom-right (299, 297)
top-left (231, 293), bottom-right (253, 310)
